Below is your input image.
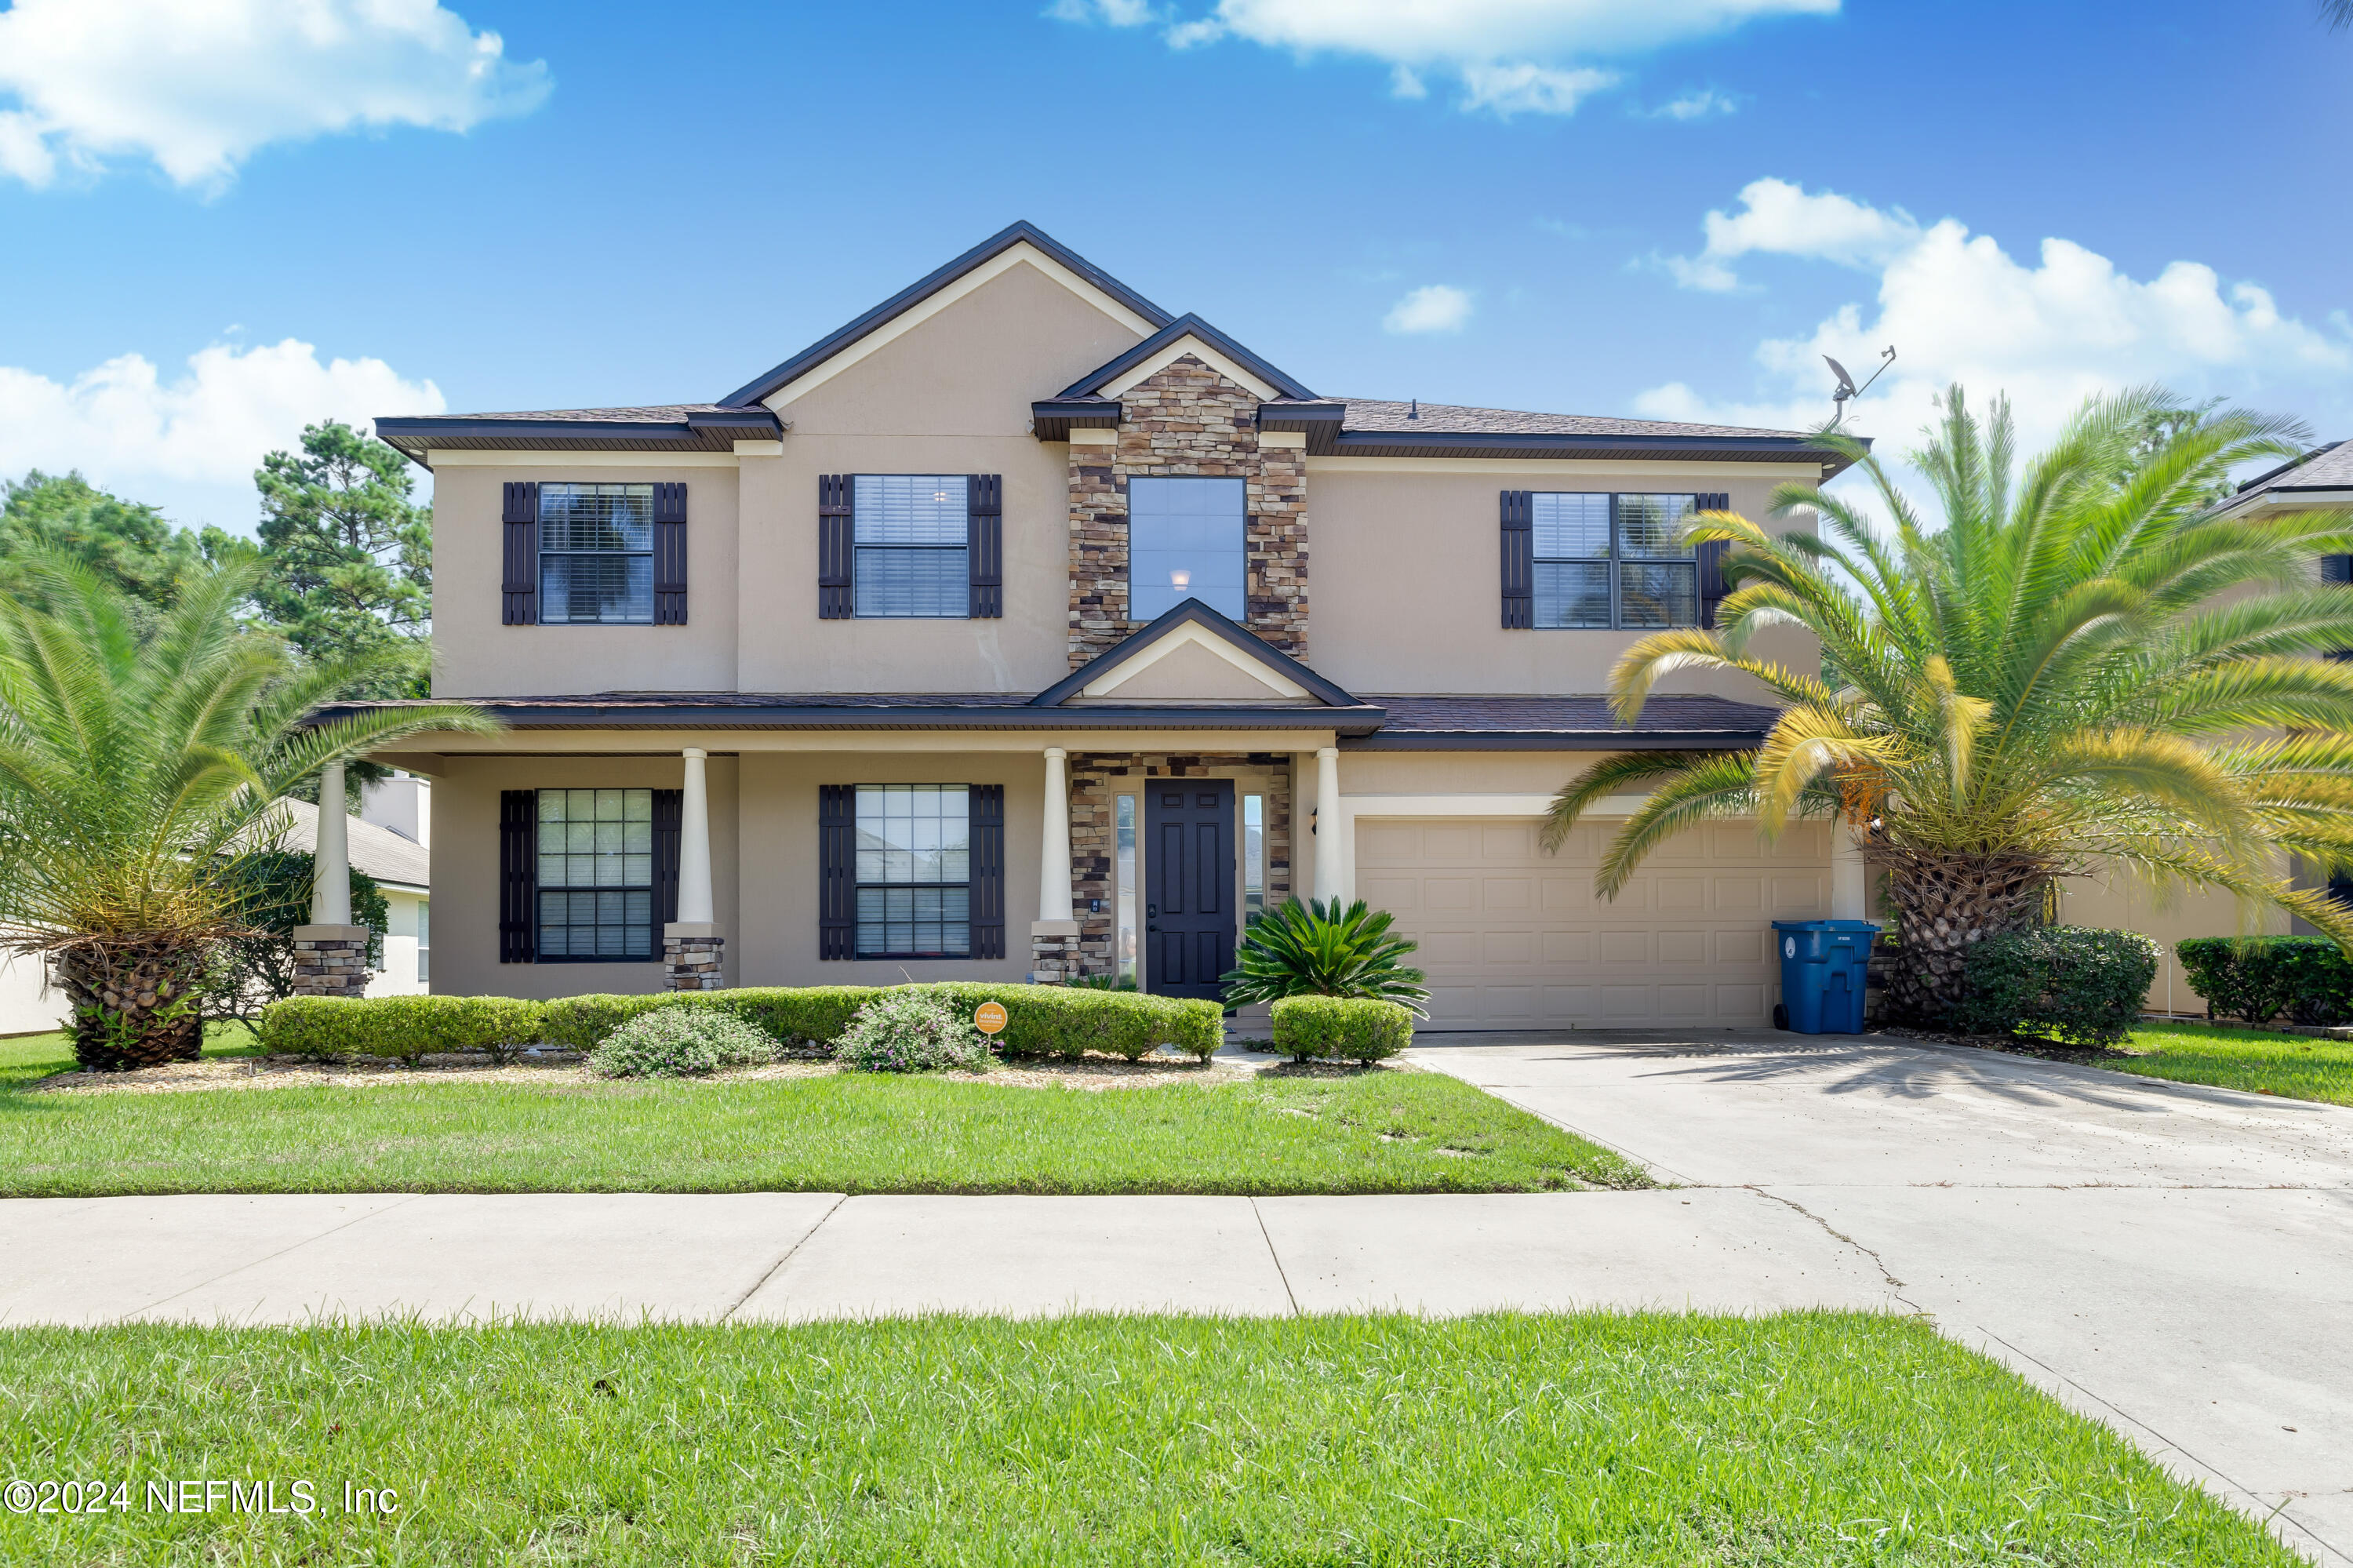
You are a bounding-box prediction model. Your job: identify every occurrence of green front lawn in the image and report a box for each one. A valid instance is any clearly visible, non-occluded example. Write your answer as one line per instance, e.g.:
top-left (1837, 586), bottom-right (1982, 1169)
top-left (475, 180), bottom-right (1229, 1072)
top-left (0, 1035), bottom-right (1642, 1196)
top-left (0, 1313), bottom-right (2288, 1566)
top-left (2115, 1020), bottom-right (2353, 1107)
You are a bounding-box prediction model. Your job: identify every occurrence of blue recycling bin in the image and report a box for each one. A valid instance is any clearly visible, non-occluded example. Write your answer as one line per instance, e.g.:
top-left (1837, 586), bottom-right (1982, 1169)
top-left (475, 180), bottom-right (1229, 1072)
top-left (1773, 919), bottom-right (1880, 1034)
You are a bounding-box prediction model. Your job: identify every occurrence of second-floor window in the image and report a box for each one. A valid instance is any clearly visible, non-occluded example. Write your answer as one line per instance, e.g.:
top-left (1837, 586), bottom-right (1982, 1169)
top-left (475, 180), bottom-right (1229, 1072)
top-left (855, 475), bottom-right (968, 617)
top-left (1129, 476), bottom-right (1245, 620)
top-left (1533, 493), bottom-right (1697, 629)
top-left (540, 483), bottom-right (655, 624)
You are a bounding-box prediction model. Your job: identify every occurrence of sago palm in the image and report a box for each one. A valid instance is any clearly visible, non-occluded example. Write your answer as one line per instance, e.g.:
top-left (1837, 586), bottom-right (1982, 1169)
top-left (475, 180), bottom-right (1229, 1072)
top-left (0, 555), bottom-right (493, 1069)
top-left (1544, 386), bottom-right (2353, 1022)
top-left (1220, 897), bottom-right (1431, 1013)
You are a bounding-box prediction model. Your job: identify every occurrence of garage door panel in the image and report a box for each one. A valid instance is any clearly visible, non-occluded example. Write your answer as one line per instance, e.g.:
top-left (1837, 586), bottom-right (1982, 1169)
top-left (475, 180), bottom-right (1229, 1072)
top-left (1357, 813), bottom-right (1830, 1031)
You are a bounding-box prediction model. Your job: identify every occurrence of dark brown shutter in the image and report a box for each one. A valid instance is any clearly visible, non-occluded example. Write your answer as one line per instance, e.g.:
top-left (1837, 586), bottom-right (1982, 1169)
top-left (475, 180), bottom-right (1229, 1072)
top-left (2325, 555), bottom-right (2352, 584)
top-left (653, 483), bottom-right (688, 625)
top-left (968, 474), bottom-right (1003, 620)
top-left (652, 788), bottom-right (682, 938)
top-left (1500, 490), bottom-right (1533, 629)
top-left (969, 783), bottom-right (1005, 960)
top-left (819, 475), bottom-right (854, 618)
top-left (499, 789), bottom-right (537, 962)
top-left (1694, 494), bottom-right (1733, 628)
top-left (819, 784), bottom-right (856, 959)
top-left (501, 482), bottom-right (539, 625)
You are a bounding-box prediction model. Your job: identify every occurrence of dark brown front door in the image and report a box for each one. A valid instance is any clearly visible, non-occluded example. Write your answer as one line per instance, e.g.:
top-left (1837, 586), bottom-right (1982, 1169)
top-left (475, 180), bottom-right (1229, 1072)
top-left (1145, 780), bottom-right (1233, 1001)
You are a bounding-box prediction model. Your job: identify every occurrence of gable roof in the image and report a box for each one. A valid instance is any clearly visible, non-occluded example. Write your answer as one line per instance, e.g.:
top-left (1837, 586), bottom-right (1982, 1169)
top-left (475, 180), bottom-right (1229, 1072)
top-left (716, 221), bottom-right (1174, 409)
top-left (1056, 313), bottom-right (1317, 402)
top-left (1031, 598), bottom-right (1365, 710)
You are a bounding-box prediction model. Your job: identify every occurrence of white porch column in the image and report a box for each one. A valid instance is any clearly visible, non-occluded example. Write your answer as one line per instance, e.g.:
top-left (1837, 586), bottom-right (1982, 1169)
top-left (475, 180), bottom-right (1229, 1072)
top-left (310, 759), bottom-right (352, 926)
top-left (1831, 826), bottom-right (1867, 921)
top-left (677, 748), bottom-right (714, 924)
top-left (1312, 746), bottom-right (1343, 903)
top-left (293, 759), bottom-right (368, 997)
top-left (1038, 747), bottom-right (1074, 923)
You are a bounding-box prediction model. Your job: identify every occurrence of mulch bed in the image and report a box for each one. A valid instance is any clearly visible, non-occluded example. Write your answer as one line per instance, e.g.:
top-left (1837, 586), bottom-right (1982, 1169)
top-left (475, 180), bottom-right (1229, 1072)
top-left (22, 1046), bottom-right (1409, 1098)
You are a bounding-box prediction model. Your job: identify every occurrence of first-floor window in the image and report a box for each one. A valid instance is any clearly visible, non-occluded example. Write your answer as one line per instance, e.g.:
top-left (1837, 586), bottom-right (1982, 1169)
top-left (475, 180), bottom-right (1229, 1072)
top-left (538, 788), bottom-right (655, 959)
top-left (1533, 492), bottom-right (1698, 629)
top-left (855, 784), bottom-right (970, 957)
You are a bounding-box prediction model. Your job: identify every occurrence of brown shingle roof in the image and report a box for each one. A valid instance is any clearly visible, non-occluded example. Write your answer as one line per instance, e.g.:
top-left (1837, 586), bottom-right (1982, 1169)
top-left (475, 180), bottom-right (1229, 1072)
top-left (1325, 398), bottom-right (1813, 442)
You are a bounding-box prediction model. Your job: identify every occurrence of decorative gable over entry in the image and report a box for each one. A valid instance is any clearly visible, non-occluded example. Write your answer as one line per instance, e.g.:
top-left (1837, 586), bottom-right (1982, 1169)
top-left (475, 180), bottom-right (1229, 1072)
top-left (1031, 599), bottom-right (1361, 709)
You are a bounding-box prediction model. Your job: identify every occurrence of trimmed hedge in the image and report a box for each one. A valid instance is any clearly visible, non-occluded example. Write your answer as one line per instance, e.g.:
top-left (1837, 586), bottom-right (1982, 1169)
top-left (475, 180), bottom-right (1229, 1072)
top-left (265, 983), bottom-right (1223, 1064)
top-left (256, 995), bottom-right (546, 1063)
top-left (2175, 936), bottom-right (2353, 1026)
top-left (1270, 995), bottom-right (1414, 1065)
top-left (1951, 926), bottom-right (2158, 1048)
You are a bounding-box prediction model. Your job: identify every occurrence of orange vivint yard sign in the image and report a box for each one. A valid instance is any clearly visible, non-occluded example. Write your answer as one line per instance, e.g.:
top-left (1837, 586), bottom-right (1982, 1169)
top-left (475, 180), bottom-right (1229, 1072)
top-left (973, 1002), bottom-right (1008, 1035)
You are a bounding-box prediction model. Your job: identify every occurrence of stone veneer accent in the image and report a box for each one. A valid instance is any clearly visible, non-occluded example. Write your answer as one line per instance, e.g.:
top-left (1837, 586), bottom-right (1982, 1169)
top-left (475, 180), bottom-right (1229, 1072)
top-left (1029, 930), bottom-right (1080, 984)
top-left (289, 925), bottom-right (370, 999)
top-left (1066, 355), bottom-right (1308, 668)
top-left (1061, 754), bottom-right (1293, 980)
top-left (664, 933), bottom-right (727, 991)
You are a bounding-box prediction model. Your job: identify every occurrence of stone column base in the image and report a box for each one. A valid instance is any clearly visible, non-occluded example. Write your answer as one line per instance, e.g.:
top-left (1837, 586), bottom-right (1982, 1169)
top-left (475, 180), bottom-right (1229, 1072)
top-left (291, 925), bottom-right (370, 999)
top-left (664, 922), bottom-right (727, 991)
top-left (1029, 919), bottom-right (1081, 984)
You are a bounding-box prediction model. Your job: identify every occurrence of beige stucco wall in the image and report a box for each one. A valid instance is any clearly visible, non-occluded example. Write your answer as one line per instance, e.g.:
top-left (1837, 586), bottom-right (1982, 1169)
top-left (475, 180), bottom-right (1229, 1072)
top-left (431, 461), bottom-right (741, 700)
top-left (428, 754), bottom-right (740, 999)
top-left (2060, 864), bottom-right (2293, 1015)
top-left (736, 751), bottom-right (1042, 988)
top-left (736, 257), bottom-right (1151, 694)
top-left (1307, 459), bottom-right (1821, 698)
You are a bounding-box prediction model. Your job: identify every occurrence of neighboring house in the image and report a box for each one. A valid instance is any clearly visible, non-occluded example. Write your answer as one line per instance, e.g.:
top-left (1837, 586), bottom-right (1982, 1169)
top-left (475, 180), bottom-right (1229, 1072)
top-left (269, 784), bottom-right (433, 995)
top-left (353, 220), bottom-right (1867, 1030)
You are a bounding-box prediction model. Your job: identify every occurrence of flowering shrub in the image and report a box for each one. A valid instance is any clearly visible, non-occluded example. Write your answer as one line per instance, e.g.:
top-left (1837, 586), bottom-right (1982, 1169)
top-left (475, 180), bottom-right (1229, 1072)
top-left (587, 1007), bottom-right (776, 1079)
top-left (835, 988), bottom-right (994, 1074)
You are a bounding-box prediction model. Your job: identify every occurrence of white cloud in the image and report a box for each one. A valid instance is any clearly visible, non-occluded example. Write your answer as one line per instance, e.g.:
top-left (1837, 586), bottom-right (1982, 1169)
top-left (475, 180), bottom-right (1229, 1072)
top-left (1459, 63), bottom-right (1618, 116)
top-left (1634, 180), bottom-right (2353, 467)
top-left (1384, 284), bottom-right (1475, 335)
top-left (1056, 0), bottom-right (1838, 117)
top-left (1646, 87), bottom-right (1738, 119)
top-left (0, 0), bottom-right (550, 191)
top-left (0, 340), bottom-right (444, 529)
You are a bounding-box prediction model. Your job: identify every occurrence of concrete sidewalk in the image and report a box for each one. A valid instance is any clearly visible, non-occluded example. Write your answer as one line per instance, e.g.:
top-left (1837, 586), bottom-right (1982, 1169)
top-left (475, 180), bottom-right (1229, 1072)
top-left (0, 1187), bottom-right (1893, 1326)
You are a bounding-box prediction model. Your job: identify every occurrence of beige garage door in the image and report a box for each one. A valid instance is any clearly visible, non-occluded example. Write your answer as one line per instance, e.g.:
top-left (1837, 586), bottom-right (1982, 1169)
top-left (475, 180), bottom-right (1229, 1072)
top-left (1355, 817), bottom-right (1829, 1030)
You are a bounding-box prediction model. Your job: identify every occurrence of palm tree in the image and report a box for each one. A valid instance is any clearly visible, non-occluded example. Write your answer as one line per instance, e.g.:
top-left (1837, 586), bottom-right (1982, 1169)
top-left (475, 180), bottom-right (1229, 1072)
top-left (1544, 387), bottom-right (2353, 1023)
top-left (0, 555), bottom-right (493, 1069)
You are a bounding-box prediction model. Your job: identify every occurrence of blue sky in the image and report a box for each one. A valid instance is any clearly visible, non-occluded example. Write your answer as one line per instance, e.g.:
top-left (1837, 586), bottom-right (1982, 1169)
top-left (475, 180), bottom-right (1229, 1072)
top-left (2, 0), bottom-right (2348, 532)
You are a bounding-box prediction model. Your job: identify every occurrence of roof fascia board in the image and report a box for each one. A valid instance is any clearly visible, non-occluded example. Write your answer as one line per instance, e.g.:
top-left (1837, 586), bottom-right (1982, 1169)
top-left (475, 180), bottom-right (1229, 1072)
top-left (1077, 621), bottom-right (1314, 700)
top-left (720, 224), bottom-right (1172, 409)
top-left (331, 701), bottom-right (1385, 733)
top-left (1031, 598), bottom-right (1364, 710)
top-left (1343, 730), bottom-right (1767, 751)
top-left (425, 449), bottom-right (745, 469)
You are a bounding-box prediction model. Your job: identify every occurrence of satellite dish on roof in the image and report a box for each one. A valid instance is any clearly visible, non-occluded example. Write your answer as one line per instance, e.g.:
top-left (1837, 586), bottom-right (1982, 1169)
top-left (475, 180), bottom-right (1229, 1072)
top-left (1826, 347), bottom-right (1896, 426)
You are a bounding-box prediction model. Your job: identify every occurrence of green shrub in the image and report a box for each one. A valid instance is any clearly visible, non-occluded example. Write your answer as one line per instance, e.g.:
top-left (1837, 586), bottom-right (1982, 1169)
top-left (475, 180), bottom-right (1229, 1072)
top-left (1068, 971), bottom-right (1139, 991)
top-left (835, 989), bottom-right (994, 1074)
top-left (2175, 936), bottom-right (2353, 1026)
top-left (587, 1008), bottom-right (776, 1079)
top-left (918, 982), bottom-right (1224, 1063)
top-left (1220, 897), bottom-right (1430, 1013)
top-left (539, 993), bottom-right (678, 1051)
top-left (255, 995), bottom-right (546, 1062)
top-left (1270, 995), bottom-right (1414, 1064)
top-left (1951, 926), bottom-right (2158, 1047)
top-left (698, 987), bottom-right (888, 1049)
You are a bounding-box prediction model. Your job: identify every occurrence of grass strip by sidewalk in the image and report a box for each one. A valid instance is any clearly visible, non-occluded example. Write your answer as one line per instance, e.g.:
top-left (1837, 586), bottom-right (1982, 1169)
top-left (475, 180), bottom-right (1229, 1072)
top-left (0, 1313), bottom-right (2291, 1566)
top-left (0, 1031), bottom-right (1644, 1196)
top-left (2117, 1021), bottom-right (2353, 1107)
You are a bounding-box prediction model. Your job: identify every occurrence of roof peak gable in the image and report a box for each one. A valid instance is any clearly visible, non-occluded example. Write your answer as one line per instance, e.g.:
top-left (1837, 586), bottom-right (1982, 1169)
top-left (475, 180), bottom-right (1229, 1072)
top-left (718, 221), bottom-right (1174, 409)
top-left (1057, 313), bottom-right (1316, 403)
top-left (1031, 598), bottom-right (1360, 709)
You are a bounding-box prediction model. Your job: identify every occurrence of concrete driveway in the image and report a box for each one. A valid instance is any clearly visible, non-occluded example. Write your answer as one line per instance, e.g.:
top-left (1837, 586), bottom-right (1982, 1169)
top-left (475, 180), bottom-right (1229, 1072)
top-left (1410, 1031), bottom-right (2353, 1565)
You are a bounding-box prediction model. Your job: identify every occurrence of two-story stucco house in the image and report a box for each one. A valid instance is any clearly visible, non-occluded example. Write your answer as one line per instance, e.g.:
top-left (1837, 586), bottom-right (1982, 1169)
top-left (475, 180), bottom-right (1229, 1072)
top-left (359, 221), bottom-right (1862, 1030)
